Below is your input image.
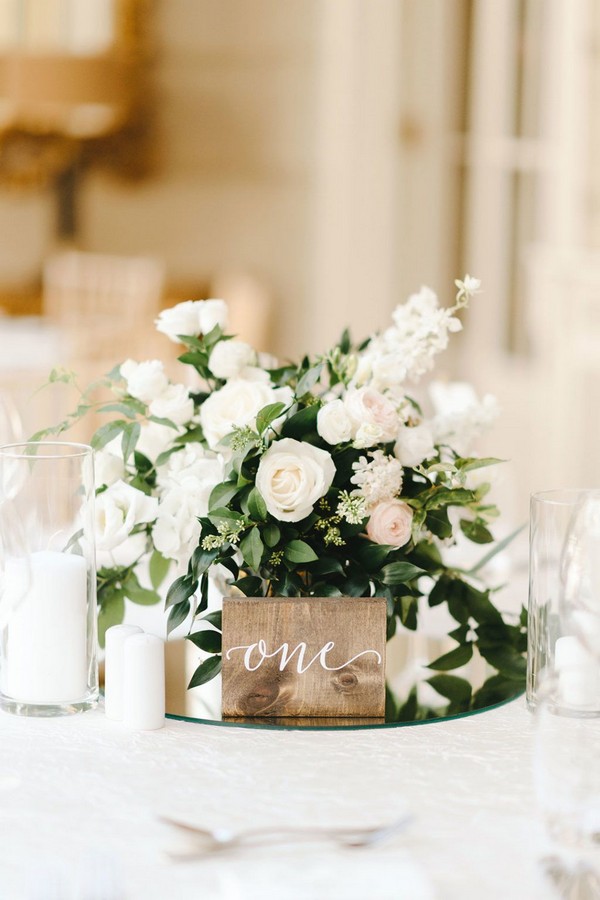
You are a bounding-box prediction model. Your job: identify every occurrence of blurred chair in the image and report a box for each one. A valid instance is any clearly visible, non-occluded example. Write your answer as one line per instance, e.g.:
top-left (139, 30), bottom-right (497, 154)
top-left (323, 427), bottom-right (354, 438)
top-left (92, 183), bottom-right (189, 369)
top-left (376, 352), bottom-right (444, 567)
top-left (43, 250), bottom-right (165, 362)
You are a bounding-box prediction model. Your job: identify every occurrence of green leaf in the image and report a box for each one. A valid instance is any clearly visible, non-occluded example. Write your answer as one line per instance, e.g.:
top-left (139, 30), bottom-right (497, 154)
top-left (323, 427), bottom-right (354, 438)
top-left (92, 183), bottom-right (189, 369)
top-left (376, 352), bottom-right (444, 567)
top-left (308, 556), bottom-right (345, 576)
top-left (186, 629), bottom-right (222, 653)
top-left (463, 583), bottom-right (505, 626)
top-left (98, 400), bottom-right (146, 418)
top-left (427, 642), bottom-right (474, 671)
top-left (166, 575), bottom-right (197, 610)
top-left (296, 362), bottom-right (324, 397)
top-left (232, 575), bottom-right (263, 596)
top-left (97, 590), bottom-right (125, 648)
top-left (208, 481), bottom-right (239, 511)
top-left (121, 421), bottom-right (141, 463)
top-left (148, 415), bottom-right (179, 430)
top-left (477, 644), bottom-right (526, 680)
top-left (460, 518), bottom-right (494, 544)
top-left (471, 673), bottom-right (522, 709)
top-left (427, 674), bottom-right (472, 707)
top-left (167, 599), bottom-right (191, 635)
top-left (200, 610), bottom-right (222, 629)
top-left (191, 545), bottom-right (219, 578)
top-left (467, 524), bottom-right (526, 575)
top-left (424, 488), bottom-right (475, 510)
top-left (398, 595), bottom-right (418, 630)
top-left (91, 420), bottom-right (127, 451)
top-left (280, 404), bottom-right (319, 439)
top-left (255, 402), bottom-right (286, 434)
top-left (149, 550), bottom-right (171, 590)
top-left (354, 542), bottom-right (395, 571)
top-left (284, 540), bottom-right (319, 564)
top-left (380, 561), bottom-right (425, 585)
top-left (240, 527), bottom-right (264, 571)
top-left (124, 579), bottom-right (162, 606)
top-left (188, 655), bottom-right (222, 689)
top-left (425, 508), bottom-right (452, 539)
top-left (428, 574), bottom-right (451, 607)
top-left (247, 487), bottom-right (268, 521)
top-left (262, 524), bottom-right (280, 547)
top-left (456, 457), bottom-right (505, 473)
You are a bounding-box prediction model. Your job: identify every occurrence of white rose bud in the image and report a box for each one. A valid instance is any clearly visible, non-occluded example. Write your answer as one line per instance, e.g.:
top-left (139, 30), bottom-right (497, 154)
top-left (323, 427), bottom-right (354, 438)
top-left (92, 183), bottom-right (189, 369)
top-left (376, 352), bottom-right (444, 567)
top-left (394, 424), bottom-right (436, 468)
top-left (366, 499), bottom-right (413, 547)
top-left (317, 399), bottom-right (353, 445)
top-left (120, 359), bottom-right (168, 404)
top-left (94, 480), bottom-right (158, 551)
top-left (256, 437), bottom-right (335, 522)
top-left (354, 422), bottom-right (384, 449)
top-left (198, 299), bottom-right (228, 335)
top-left (148, 383), bottom-right (194, 426)
top-left (209, 340), bottom-right (257, 380)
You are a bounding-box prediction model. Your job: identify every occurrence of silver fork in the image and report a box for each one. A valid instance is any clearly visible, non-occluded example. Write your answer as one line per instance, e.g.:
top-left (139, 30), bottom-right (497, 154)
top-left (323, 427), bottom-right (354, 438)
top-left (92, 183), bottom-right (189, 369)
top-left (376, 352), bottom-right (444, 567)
top-left (161, 813), bottom-right (413, 860)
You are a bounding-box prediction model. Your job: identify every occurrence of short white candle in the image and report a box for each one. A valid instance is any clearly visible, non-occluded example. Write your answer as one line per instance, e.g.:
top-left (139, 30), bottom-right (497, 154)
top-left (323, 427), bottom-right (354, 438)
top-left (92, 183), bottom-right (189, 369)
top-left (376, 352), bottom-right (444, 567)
top-left (554, 635), bottom-right (600, 709)
top-left (123, 634), bottom-right (165, 731)
top-left (1, 551), bottom-right (88, 703)
top-left (104, 624), bottom-right (143, 720)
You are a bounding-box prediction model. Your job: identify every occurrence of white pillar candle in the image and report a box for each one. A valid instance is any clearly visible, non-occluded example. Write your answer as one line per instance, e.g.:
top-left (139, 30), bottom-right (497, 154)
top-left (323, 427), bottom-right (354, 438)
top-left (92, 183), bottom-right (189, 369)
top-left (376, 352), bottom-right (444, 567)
top-left (123, 634), bottom-right (165, 731)
top-left (104, 624), bottom-right (143, 720)
top-left (554, 635), bottom-right (600, 709)
top-left (1, 551), bottom-right (88, 703)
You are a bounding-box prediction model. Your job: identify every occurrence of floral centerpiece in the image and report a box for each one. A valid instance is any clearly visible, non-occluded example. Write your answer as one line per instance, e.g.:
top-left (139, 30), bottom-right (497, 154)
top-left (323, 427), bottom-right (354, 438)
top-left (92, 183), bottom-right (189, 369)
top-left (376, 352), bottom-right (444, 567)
top-left (37, 277), bottom-right (526, 720)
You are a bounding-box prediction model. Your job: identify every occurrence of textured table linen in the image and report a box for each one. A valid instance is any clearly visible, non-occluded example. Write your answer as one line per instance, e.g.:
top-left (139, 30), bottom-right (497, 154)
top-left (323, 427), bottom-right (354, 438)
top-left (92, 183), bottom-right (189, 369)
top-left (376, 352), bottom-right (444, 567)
top-left (0, 699), bottom-right (554, 899)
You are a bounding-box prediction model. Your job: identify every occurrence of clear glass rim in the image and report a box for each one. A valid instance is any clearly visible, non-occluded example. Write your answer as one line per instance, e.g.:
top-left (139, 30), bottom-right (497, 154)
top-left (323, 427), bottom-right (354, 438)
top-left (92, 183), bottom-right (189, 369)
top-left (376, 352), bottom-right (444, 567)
top-left (531, 488), bottom-right (600, 507)
top-left (0, 441), bottom-right (93, 460)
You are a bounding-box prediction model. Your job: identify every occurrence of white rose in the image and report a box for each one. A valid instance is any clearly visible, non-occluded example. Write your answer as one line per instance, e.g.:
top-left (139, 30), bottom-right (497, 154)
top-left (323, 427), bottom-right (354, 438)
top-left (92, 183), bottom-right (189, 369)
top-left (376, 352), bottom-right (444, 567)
top-left (354, 422), bottom-right (384, 449)
top-left (317, 399), bottom-right (353, 445)
top-left (209, 340), bottom-right (256, 380)
top-left (148, 383), bottom-right (194, 426)
top-left (200, 378), bottom-right (281, 449)
top-left (154, 300), bottom-right (202, 343)
top-left (366, 499), bottom-right (413, 547)
top-left (94, 449), bottom-right (125, 488)
top-left (94, 480), bottom-right (158, 551)
top-left (344, 387), bottom-right (399, 442)
top-left (153, 488), bottom-right (202, 562)
top-left (136, 421), bottom-right (181, 462)
top-left (120, 359), bottom-right (168, 404)
top-left (256, 437), bottom-right (335, 522)
top-left (394, 424), bottom-right (436, 468)
top-left (96, 532), bottom-right (147, 570)
top-left (198, 299), bottom-right (228, 335)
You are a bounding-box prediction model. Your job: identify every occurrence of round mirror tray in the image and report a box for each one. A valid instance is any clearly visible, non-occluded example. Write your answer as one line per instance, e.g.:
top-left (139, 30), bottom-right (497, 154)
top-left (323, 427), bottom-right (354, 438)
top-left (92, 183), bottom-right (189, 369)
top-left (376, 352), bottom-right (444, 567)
top-left (161, 632), bottom-right (523, 731)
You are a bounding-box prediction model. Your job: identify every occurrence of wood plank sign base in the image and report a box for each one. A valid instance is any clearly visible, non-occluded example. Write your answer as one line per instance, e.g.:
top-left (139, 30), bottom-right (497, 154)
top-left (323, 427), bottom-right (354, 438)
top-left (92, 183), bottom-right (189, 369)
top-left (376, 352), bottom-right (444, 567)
top-left (221, 596), bottom-right (386, 718)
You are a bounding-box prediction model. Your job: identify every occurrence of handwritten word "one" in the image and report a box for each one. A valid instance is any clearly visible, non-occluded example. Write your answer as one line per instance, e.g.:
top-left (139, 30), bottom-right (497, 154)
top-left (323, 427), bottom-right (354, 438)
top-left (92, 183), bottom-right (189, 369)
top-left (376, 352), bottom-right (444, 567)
top-left (225, 639), bottom-right (382, 674)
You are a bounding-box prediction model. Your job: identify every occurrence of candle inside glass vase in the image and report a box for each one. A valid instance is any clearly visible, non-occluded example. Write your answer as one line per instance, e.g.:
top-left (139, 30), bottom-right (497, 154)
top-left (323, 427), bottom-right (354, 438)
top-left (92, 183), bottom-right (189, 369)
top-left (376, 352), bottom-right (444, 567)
top-left (0, 442), bottom-right (98, 716)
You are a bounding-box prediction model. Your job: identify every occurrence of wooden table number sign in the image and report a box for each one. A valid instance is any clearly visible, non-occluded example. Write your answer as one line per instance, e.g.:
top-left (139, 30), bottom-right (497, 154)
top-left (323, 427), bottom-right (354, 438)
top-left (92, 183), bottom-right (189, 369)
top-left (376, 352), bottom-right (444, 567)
top-left (221, 596), bottom-right (386, 718)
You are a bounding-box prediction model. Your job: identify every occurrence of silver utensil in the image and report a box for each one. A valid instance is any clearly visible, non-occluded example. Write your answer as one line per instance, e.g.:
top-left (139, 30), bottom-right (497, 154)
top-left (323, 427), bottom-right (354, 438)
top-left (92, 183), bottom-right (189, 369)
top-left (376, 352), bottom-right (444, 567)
top-left (161, 813), bottom-right (413, 859)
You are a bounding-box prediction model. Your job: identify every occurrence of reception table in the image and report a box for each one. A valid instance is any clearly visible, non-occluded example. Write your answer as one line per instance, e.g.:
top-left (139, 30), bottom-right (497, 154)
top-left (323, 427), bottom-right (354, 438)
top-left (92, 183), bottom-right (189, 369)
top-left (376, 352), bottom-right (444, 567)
top-left (0, 698), bottom-right (561, 899)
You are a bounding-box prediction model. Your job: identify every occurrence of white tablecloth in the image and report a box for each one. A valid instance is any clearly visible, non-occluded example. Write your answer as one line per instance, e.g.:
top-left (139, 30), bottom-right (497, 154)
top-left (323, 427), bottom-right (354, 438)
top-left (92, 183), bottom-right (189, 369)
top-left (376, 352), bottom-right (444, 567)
top-left (0, 699), bottom-right (557, 899)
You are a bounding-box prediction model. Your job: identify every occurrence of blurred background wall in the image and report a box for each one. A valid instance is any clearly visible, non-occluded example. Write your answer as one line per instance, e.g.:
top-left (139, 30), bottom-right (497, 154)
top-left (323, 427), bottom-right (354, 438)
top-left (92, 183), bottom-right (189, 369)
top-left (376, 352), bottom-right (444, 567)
top-left (0, 0), bottom-right (598, 521)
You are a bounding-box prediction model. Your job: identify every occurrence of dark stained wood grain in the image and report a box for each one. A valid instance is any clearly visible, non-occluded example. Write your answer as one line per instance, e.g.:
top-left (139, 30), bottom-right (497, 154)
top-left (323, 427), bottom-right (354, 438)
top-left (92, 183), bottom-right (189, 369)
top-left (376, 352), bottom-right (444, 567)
top-left (221, 596), bottom-right (386, 718)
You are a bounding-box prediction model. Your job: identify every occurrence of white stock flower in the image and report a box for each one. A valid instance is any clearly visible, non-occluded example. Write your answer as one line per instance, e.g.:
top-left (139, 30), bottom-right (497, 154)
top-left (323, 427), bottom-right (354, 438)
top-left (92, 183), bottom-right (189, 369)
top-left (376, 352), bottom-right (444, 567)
top-left (430, 381), bottom-right (499, 456)
top-left (120, 359), bottom-right (168, 404)
top-left (209, 340), bottom-right (256, 380)
top-left (148, 383), bottom-right (194, 426)
top-left (256, 437), bottom-right (335, 522)
top-left (155, 299), bottom-right (228, 343)
top-left (394, 423), bottom-right (436, 468)
top-left (317, 399), bottom-right (353, 445)
top-left (94, 449), bottom-right (125, 488)
top-left (94, 480), bottom-right (158, 551)
top-left (350, 450), bottom-right (403, 508)
top-left (366, 499), bottom-right (413, 547)
top-left (200, 378), bottom-right (289, 450)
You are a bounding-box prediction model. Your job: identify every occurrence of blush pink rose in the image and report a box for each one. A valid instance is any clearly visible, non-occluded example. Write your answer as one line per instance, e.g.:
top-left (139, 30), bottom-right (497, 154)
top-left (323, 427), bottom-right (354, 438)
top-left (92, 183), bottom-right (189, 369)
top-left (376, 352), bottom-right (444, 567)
top-left (366, 499), bottom-right (413, 547)
top-left (344, 387), bottom-right (399, 443)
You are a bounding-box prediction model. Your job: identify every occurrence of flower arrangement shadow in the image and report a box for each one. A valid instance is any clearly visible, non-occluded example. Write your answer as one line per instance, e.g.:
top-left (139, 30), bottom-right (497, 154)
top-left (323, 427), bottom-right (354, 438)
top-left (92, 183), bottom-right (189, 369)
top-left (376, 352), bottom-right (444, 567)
top-left (36, 277), bottom-right (527, 722)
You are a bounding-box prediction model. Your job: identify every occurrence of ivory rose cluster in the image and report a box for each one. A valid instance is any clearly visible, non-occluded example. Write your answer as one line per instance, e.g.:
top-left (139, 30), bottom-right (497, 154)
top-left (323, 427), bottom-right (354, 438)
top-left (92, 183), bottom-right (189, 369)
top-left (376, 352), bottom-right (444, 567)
top-left (317, 386), bottom-right (400, 449)
top-left (200, 376), bottom-right (293, 450)
top-left (155, 299), bottom-right (228, 344)
top-left (120, 359), bottom-right (194, 427)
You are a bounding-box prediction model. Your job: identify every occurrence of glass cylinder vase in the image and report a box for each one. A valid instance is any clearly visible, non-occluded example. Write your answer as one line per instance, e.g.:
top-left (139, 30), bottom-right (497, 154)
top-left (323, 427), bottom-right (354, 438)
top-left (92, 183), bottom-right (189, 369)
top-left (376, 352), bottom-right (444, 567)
top-left (0, 442), bottom-right (98, 716)
top-left (528, 489), bottom-right (600, 714)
